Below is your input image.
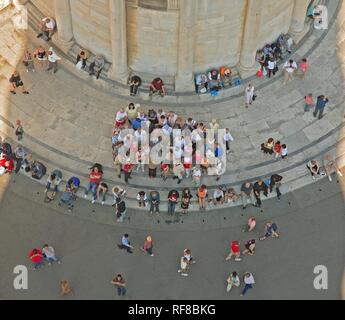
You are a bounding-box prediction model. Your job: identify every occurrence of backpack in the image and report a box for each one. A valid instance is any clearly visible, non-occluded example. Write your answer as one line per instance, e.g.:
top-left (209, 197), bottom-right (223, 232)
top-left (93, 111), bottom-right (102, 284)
top-left (31, 161), bottom-right (47, 180)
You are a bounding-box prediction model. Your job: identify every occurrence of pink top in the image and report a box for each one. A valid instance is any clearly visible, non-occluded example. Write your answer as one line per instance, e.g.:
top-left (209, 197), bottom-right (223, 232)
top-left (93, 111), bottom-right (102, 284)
top-left (305, 95), bottom-right (314, 105)
top-left (300, 62), bottom-right (308, 73)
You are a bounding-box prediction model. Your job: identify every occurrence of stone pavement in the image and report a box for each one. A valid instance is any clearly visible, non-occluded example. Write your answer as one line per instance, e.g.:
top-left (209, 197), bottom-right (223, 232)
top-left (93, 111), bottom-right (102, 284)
top-left (0, 0), bottom-right (345, 212)
top-left (0, 173), bottom-right (344, 300)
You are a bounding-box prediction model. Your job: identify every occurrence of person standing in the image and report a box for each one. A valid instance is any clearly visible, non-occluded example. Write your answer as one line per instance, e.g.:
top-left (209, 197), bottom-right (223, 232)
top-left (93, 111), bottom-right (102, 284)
top-left (9, 71), bottom-right (29, 95)
top-left (15, 120), bottom-right (24, 141)
top-left (224, 128), bottom-right (234, 154)
top-left (226, 272), bottom-right (241, 293)
top-left (96, 182), bottom-right (108, 205)
top-left (60, 280), bottom-right (73, 297)
top-left (142, 236), bottom-right (154, 257)
top-left (267, 57), bottom-right (278, 78)
top-left (246, 217), bottom-right (256, 232)
top-left (298, 58), bottom-right (309, 79)
top-left (129, 75), bottom-right (142, 96)
top-left (304, 94), bottom-right (314, 113)
top-left (76, 50), bottom-right (88, 69)
top-left (123, 161), bottom-right (134, 184)
top-left (114, 197), bottom-right (127, 223)
top-left (23, 50), bottom-right (35, 72)
top-left (167, 189), bottom-right (179, 215)
top-left (253, 179), bottom-right (269, 208)
top-left (148, 191), bottom-right (160, 215)
top-left (197, 185), bottom-right (208, 210)
top-left (118, 234), bottom-right (134, 253)
top-left (226, 241), bottom-right (242, 262)
top-left (283, 59), bottom-right (298, 85)
top-left (178, 257), bottom-right (190, 277)
top-left (270, 174), bottom-right (283, 200)
top-left (181, 188), bottom-right (193, 215)
top-left (47, 48), bottom-right (61, 74)
top-left (313, 95), bottom-right (329, 120)
top-left (111, 275), bottom-right (127, 297)
top-left (245, 84), bottom-right (255, 108)
top-left (13, 146), bottom-right (27, 174)
top-left (240, 273), bottom-right (255, 296)
top-left (241, 182), bottom-right (255, 210)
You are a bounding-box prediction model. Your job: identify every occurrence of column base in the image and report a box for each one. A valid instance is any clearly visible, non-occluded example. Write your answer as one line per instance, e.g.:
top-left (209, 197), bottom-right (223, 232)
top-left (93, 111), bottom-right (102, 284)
top-left (238, 63), bottom-right (260, 79)
top-left (52, 34), bottom-right (74, 54)
top-left (175, 75), bottom-right (195, 92)
top-left (289, 24), bottom-right (310, 44)
top-left (108, 67), bottom-right (130, 85)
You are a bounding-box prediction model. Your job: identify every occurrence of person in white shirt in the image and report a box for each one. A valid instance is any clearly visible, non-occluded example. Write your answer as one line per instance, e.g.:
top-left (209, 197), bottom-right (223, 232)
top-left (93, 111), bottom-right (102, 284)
top-left (178, 257), bottom-right (189, 277)
top-left (267, 58), bottom-right (278, 78)
top-left (245, 84), bottom-right (255, 108)
top-left (224, 128), bottom-right (234, 154)
top-left (241, 272), bottom-right (255, 296)
top-left (37, 17), bottom-right (56, 40)
top-left (192, 166), bottom-right (202, 186)
top-left (47, 48), bottom-right (61, 73)
top-left (283, 59), bottom-right (298, 84)
top-left (42, 244), bottom-right (61, 265)
top-left (281, 144), bottom-right (288, 160)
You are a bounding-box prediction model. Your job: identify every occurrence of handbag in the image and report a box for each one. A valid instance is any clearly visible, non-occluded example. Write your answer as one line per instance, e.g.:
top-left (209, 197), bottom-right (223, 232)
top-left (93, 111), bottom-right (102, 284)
top-left (252, 94), bottom-right (257, 101)
top-left (200, 87), bottom-right (207, 94)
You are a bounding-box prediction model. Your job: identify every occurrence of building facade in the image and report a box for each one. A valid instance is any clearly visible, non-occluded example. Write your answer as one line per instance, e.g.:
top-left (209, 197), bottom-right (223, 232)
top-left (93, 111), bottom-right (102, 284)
top-left (30, 0), bottom-right (312, 90)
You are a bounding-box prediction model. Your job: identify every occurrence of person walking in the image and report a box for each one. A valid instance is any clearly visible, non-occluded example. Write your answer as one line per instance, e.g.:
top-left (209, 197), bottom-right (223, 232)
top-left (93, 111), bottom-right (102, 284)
top-left (267, 57), bottom-right (278, 78)
top-left (226, 272), bottom-right (241, 293)
top-left (313, 95), bottom-right (329, 120)
top-left (141, 236), bottom-right (154, 257)
top-left (9, 71), bottom-right (29, 95)
top-left (240, 273), bottom-right (255, 296)
top-left (15, 120), bottom-right (24, 141)
top-left (178, 257), bottom-right (190, 277)
top-left (304, 94), bottom-right (314, 113)
top-left (246, 217), bottom-right (256, 232)
top-left (245, 84), bottom-right (255, 108)
top-left (23, 50), bottom-right (35, 72)
top-left (224, 128), bottom-right (234, 154)
top-left (123, 161), bottom-right (134, 184)
top-left (242, 239), bottom-right (256, 256)
top-left (118, 234), bottom-right (134, 253)
top-left (111, 275), bottom-right (127, 297)
top-left (114, 197), bottom-right (127, 223)
top-left (270, 174), bottom-right (283, 200)
top-left (283, 59), bottom-right (297, 85)
top-left (226, 241), bottom-right (242, 262)
top-left (46, 47), bottom-right (61, 74)
top-left (298, 58), bottom-right (309, 79)
top-left (253, 179), bottom-right (269, 208)
top-left (42, 244), bottom-right (61, 265)
top-left (60, 280), bottom-right (73, 297)
top-left (13, 145), bottom-right (27, 174)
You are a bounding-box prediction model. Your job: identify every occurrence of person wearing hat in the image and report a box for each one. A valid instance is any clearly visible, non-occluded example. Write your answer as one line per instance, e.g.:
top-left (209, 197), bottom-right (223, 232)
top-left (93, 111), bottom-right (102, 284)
top-left (142, 236), bottom-right (154, 257)
top-left (47, 47), bottom-right (61, 74)
top-left (112, 186), bottom-right (126, 204)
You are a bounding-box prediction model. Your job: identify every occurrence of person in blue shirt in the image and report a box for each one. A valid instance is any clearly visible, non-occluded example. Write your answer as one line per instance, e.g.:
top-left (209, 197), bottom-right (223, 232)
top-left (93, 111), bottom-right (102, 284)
top-left (313, 95), bottom-right (329, 120)
top-left (118, 234), bottom-right (134, 254)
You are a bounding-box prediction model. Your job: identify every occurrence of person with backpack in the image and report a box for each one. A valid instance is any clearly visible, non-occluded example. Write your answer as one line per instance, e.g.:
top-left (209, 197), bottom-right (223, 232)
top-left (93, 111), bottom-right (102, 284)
top-left (114, 197), bottom-right (127, 223)
top-left (9, 71), bottom-right (29, 95)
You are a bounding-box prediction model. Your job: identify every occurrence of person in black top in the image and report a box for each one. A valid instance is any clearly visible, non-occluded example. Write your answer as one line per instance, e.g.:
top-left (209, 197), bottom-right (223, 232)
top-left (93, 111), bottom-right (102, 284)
top-left (9, 71), bottom-right (29, 95)
top-left (129, 75), bottom-right (142, 96)
top-left (253, 179), bottom-right (269, 208)
top-left (114, 197), bottom-right (126, 223)
top-left (270, 174), bottom-right (283, 200)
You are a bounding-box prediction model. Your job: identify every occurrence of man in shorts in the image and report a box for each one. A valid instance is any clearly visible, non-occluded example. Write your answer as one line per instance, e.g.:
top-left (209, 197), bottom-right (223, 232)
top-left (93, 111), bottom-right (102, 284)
top-left (9, 71), bottom-right (29, 95)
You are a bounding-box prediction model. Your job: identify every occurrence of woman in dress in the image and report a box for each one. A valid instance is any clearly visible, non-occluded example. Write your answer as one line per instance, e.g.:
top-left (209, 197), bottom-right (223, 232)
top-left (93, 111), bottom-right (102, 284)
top-left (245, 84), bottom-right (255, 108)
top-left (181, 188), bottom-right (193, 215)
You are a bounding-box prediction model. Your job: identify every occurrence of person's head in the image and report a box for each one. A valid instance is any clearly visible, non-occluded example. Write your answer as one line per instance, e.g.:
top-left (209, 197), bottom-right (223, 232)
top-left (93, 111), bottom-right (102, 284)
top-left (33, 249), bottom-right (38, 254)
top-left (282, 144), bottom-right (287, 149)
top-left (302, 58), bottom-right (307, 63)
top-left (308, 93), bottom-right (313, 98)
top-left (266, 220), bottom-right (273, 227)
top-left (116, 274), bottom-right (123, 280)
top-left (128, 103), bottom-right (135, 109)
top-left (50, 173), bottom-right (56, 180)
top-left (16, 120), bottom-right (21, 126)
top-left (319, 95), bottom-right (325, 100)
top-left (45, 18), bottom-right (51, 23)
top-left (146, 236), bottom-right (152, 242)
top-left (232, 271), bottom-right (238, 277)
top-left (124, 234), bottom-right (129, 238)
top-left (43, 244), bottom-right (49, 248)
top-left (289, 59), bottom-right (294, 64)
top-left (258, 179), bottom-right (264, 186)
top-left (244, 273), bottom-right (251, 278)
top-left (200, 184), bottom-right (207, 191)
top-left (325, 154), bottom-right (333, 161)
top-left (185, 249), bottom-right (191, 255)
top-left (13, 70), bottom-right (19, 77)
top-left (93, 167), bottom-right (99, 173)
top-left (275, 141), bottom-right (281, 145)
top-left (245, 182), bottom-right (251, 188)
top-left (80, 51), bottom-right (85, 56)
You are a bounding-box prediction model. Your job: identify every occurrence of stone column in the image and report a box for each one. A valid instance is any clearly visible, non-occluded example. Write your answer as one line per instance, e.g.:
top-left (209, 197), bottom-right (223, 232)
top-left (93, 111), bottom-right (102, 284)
top-left (109, 0), bottom-right (129, 83)
top-left (289, 0), bottom-right (310, 38)
top-left (175, 0), bottom-right (196, 92)
top-left (53, 0), bottom-right (74, 52)
top-left (239, 0), bottom-right (263, 77)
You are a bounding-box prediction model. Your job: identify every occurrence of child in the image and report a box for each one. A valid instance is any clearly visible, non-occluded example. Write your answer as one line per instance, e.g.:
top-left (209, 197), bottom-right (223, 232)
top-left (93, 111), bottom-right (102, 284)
top-left (304, 94), bottom-right (314, 112)
top-left (137, 191), bottom-right (147, 208)
top-left (15, 120), bottom-right (24, 141)
top-left (281, 144), bottom-right (288, 160)
top-left (274, 141), bottom-right (282, 159)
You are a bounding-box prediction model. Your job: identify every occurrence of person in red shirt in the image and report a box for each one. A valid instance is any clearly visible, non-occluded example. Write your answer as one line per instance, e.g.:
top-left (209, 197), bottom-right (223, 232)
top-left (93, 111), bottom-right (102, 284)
top-left (160, 162), bottom-right (170, 181)
top-left (29, 248), bottom-right (44, 269)
top-left (274, 141), bottom-right (282, 159)
top-left (149, 78), bottom-right (166, 97)
top-left (123, 162), bottom-right (134, 184)
top-left (0, 155), bottom-right (14, 174)
top-left (225, 241), bottom-right (242, 262)
top-left (84, 164), bottom-right (103, 202)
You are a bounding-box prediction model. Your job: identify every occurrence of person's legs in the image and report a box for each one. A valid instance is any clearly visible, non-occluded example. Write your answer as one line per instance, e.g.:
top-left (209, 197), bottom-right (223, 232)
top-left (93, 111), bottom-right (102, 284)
top-left (117, 287), bottom-right (122, 296)
top-left (226, 283), bottom-right (233, 292)
top-left (241, 284), bottom-right (252, 296)
top-left (84, 182), bottom-right (92, 196)
top-left (154, 203), bottom-right (159, 213)
top-left (15, 157), bottom-right (23, 174)
top-left (89, 62), bottom-right (95, 75)
top-left (318, 108), bottom-right (324, 120)
top-left (242, 194), bottom-right (248, 208)
top-left (91, 184), bottom-right (98, 200)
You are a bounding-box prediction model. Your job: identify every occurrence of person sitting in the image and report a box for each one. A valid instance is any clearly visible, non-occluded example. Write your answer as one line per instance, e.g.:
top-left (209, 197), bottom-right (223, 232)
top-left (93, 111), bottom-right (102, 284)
top-left (129, 75), bottom-right (142, 97)
top-left (195, 74), bottom-right (208, 94)
top-left (323, 154), bottom-right (343, 182)
top-left (45, 170), bottom-right (62, 196)
top-left (37, 17), bottom-right (56, 41)
top-left (149, 78), bottom-right (166, 97)
top-left (261, 138), bottom-right (275, 155)
top-left (220, 66), bottom-right (232, 88)
top-left (89, 55), bottom-right (105, 79)
top-left (225, 187), bottom-right (238, 203)
top-left (208, 69), bottom-right (222, 90)
top-left (66, 176), bottom-right (80, 197)
top-left (0, 154), bottom-right (14, 175)
top-left (76, 50), bottom-right (88, 69)
top-left (307, 160), bottom-right (323, 179)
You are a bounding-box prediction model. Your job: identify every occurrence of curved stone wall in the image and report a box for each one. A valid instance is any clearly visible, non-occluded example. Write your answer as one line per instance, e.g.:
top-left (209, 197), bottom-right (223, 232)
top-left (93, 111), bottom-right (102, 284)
top-left (32, 0), bottom-right (312, 89)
